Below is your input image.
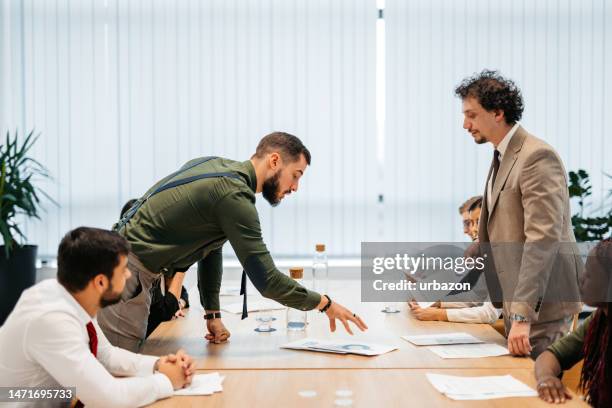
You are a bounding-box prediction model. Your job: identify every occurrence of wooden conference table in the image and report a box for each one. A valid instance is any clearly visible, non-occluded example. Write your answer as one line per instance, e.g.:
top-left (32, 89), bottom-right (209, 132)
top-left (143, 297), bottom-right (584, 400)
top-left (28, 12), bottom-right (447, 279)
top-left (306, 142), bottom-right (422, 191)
top-left (144, 280), bottom-right (587, 407)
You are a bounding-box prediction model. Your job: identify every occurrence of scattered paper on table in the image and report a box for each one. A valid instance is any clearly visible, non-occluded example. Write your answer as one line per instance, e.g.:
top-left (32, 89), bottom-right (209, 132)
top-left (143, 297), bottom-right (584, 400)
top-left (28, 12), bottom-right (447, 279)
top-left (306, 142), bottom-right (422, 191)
top-left (402, 332), bottom-right (484, 346)
top-left (174, 373), bottom-right (224, 396)
top-left (282, 338), bottom-right (397, 356)
top-left (426, 373), bottom-right (537, 400)
top-left (417, 301), bottom-right (435, 308)
top-left (221, 299), bottom-right (285, 314)
top-left (427, 343), bottom-right (509, 359)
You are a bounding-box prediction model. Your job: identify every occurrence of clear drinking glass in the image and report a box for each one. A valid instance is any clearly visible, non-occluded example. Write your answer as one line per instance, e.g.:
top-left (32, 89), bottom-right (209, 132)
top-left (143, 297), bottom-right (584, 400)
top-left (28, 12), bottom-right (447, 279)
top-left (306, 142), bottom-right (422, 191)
top-left (254, 315), bottom-right (277, 332)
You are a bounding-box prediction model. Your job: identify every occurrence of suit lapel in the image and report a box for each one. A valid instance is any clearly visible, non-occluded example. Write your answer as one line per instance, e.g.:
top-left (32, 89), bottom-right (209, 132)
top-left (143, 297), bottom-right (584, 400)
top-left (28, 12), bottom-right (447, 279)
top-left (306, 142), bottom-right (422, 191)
top-left (488, 126), bottom-right (527, 221)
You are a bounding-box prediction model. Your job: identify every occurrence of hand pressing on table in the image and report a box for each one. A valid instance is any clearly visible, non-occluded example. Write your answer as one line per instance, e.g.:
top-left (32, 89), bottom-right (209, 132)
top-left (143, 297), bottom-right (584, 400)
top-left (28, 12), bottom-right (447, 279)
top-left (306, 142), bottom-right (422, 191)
top-left (507, 321), bottom-right (532, 356)
top-left (535, 350), bottom-right (573, 404)
top-left (317, 295), bottom-right (368, 335)
top-left (204, 312), bottom-right (231, 344)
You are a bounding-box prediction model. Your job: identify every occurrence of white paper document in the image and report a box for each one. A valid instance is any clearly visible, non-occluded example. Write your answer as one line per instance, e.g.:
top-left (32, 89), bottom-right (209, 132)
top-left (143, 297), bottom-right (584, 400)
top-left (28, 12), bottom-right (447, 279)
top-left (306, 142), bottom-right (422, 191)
top-left (221, 299), bottom-right (285, 314)
top-left (427, 343), bottom-right (509, 359)
top-left (416, 301), bottom-right (435, 308)
top-left (426, 373), bottom-right (538, 400)
top-left (402, 332), bottom-right (484, 346)
top-left (281, 338), bottom-right (397, 356)
top-left (174, 373), bottom-right (225, 396)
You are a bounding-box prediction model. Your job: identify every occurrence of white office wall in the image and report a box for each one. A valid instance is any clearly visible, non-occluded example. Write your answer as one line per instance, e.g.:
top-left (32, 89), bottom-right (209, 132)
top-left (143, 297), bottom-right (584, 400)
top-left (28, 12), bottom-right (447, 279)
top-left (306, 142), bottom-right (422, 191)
top-left (2, 0), bottom-right (610, 258)
top-left (385, 0), bottom-right (612, 242)
top-left (2, 0), bottom-right (377, 258)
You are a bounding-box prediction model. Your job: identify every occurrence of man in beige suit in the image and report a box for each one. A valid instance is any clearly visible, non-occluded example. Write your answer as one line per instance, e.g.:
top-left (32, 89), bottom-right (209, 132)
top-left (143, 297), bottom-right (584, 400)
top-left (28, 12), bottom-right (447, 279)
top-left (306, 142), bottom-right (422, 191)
top-left (455, 70), bottom-right (582, 358)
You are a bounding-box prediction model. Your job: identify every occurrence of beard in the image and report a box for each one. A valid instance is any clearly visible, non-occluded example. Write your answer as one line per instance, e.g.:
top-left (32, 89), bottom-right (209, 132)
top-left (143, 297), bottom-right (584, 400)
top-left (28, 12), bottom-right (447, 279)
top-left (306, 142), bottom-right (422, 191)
top-left (99, 282), bottom-right (122, 308)
top-left (262, 170), bottom-right (283, 207)
top-left (471, 133), bottom-right (488, 144)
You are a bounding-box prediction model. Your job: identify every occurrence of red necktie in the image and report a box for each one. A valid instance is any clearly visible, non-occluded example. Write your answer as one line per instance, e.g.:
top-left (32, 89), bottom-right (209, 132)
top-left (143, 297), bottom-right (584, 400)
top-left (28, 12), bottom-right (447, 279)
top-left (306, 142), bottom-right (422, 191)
top-left (74, 322), bottom-right (98, 407)
top-left (86, 322), bottom-right (98, 357)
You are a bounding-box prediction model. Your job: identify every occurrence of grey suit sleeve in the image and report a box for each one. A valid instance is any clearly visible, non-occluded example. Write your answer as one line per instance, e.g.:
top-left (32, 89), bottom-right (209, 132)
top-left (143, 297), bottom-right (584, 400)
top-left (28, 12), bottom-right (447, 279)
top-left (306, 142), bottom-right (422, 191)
top-left (511, 148), bottom-right (566, 320)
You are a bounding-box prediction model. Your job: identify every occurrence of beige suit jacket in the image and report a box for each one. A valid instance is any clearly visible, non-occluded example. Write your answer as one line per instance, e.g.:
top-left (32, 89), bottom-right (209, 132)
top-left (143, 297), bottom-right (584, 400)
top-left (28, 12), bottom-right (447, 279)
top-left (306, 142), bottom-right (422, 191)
top-left (478, 126), bottom-right (582, 324)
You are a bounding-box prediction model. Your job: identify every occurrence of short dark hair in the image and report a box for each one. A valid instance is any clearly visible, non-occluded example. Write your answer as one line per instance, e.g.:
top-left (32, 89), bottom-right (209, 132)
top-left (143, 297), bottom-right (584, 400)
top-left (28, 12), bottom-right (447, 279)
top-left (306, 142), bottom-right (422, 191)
top-left (57, 227), bottom-right (130, 293)
top-left (468, 196), bottom-right (483, 213)
top-left (454, 70), bottom-right (524, 125)
top-left (252, 132), bottom-right (311, 165)
top-left (459, 195), bottom-right (483, 215)
top-left (120, 199), bottom-right (138, 218)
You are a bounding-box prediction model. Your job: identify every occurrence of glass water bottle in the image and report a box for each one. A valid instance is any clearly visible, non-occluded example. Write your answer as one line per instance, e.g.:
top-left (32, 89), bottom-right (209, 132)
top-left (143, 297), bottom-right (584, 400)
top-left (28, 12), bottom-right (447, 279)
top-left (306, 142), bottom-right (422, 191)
top-left (312, 244), bottom-right (329, 295)
top-left (287, 267), bottom-right (307, 331)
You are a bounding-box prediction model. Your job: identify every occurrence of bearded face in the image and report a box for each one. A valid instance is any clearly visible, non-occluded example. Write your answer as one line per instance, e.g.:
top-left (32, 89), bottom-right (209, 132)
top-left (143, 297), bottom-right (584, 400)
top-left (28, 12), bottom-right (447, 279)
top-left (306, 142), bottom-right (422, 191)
top-left (262, 170), bottom-right (281, 206)
top-left (262, 169), bottom-right (292, 207)
top-left (99, 281), bottom-right (122, 308)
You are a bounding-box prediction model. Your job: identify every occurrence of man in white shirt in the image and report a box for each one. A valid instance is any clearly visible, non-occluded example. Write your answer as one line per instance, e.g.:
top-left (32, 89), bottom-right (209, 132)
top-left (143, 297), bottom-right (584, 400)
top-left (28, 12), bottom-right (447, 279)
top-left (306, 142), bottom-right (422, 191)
top-left (0, 227), bottom-right (196, 407)
top-left (409, 196), bottom-right (502, 324)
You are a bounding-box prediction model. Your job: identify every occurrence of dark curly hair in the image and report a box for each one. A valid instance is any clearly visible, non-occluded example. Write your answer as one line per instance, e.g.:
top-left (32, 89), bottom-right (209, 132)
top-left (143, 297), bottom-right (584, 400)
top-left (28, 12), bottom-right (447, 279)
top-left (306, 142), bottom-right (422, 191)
top-left (454, 70), bottom-right (524, 125)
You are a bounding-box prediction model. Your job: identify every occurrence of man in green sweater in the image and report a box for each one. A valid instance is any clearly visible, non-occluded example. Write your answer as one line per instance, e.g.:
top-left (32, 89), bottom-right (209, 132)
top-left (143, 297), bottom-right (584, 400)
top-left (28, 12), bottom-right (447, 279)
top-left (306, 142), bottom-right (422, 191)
top-left (98, 132), bottom-right (367, 351)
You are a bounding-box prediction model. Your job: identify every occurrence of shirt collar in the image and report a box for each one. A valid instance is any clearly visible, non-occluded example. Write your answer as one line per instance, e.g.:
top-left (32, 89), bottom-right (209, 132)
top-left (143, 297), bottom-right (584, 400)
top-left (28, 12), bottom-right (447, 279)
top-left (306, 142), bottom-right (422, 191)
top-left (55, 280), bottom-right (94, 326)
top-left (496, 122), bottom-right (520, 159)
top-left (242, 160), bottom-right (257, 193)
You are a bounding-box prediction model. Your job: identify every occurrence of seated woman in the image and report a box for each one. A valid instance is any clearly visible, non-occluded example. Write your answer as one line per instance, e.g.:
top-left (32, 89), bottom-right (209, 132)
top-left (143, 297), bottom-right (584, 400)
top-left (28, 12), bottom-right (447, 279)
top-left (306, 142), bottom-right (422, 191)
top-left (534, 239), bottom-right (611, 407)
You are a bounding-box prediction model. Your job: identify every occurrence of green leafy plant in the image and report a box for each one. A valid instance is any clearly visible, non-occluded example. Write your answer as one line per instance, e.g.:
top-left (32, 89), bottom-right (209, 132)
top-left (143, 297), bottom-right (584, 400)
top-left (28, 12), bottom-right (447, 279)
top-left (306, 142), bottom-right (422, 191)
top-left (568, 169), bottom-right (612, 242)
top-left (0, 130), bottom-right (56, 258)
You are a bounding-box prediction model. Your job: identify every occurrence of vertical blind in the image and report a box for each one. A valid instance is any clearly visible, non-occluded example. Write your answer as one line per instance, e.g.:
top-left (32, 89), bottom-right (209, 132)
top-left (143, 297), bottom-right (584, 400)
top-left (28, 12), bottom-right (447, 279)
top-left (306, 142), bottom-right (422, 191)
top-left (1, 0), bottom-right (610, 257)
top-left (385, 0), bottom-right (611, 242)
top-left (1, 0), bottom-right (377, 257)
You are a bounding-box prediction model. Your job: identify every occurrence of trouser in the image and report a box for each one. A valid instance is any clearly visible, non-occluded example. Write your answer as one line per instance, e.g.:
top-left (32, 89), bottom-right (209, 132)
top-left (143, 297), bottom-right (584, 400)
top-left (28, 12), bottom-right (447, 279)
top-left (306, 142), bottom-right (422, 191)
top-left (504, 314), bottom-right (573, 359)
top-left (97, 253), bottom-right (160, 352)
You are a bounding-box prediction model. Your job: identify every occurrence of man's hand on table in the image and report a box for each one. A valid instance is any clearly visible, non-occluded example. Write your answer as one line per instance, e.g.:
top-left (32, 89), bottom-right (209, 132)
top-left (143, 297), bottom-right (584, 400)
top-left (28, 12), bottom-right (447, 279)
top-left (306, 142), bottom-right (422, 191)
top-left (507, 321), bottom-right (532, 356)
top-left (155, 349), bottom-right (195, 389)
top-left (407, 301), bottom-right (447, 321)
top-left (205, 314), bottom-right (231, 343)
top-left (317, 295), bottom-right (368, 335)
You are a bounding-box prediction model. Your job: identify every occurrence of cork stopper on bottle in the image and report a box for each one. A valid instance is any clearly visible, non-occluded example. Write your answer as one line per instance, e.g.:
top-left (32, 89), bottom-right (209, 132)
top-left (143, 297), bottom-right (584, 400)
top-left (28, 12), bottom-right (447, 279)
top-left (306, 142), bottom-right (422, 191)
top-left (289, 267), bottom-right (304, 279)
top-left (316, 244), bottom-right (326, 252)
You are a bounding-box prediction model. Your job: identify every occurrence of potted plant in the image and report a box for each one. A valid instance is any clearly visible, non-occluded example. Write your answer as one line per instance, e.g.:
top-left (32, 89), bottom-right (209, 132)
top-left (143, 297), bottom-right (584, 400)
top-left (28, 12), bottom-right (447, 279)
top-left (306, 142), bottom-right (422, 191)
top-left (568, 169), bottom-right (612, 242)
top-left (0, 130), bottom-right (56, 324)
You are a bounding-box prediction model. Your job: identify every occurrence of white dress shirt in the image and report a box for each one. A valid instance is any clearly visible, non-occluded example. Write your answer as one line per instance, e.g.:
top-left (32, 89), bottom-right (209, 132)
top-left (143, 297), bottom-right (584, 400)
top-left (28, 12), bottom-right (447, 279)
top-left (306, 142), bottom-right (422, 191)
top-left (0, 279), bottom-right (173, 408)
top-left (440, 301), bottom-right (501, 324)
top-left (487, 122), bottom-right (520, 208)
